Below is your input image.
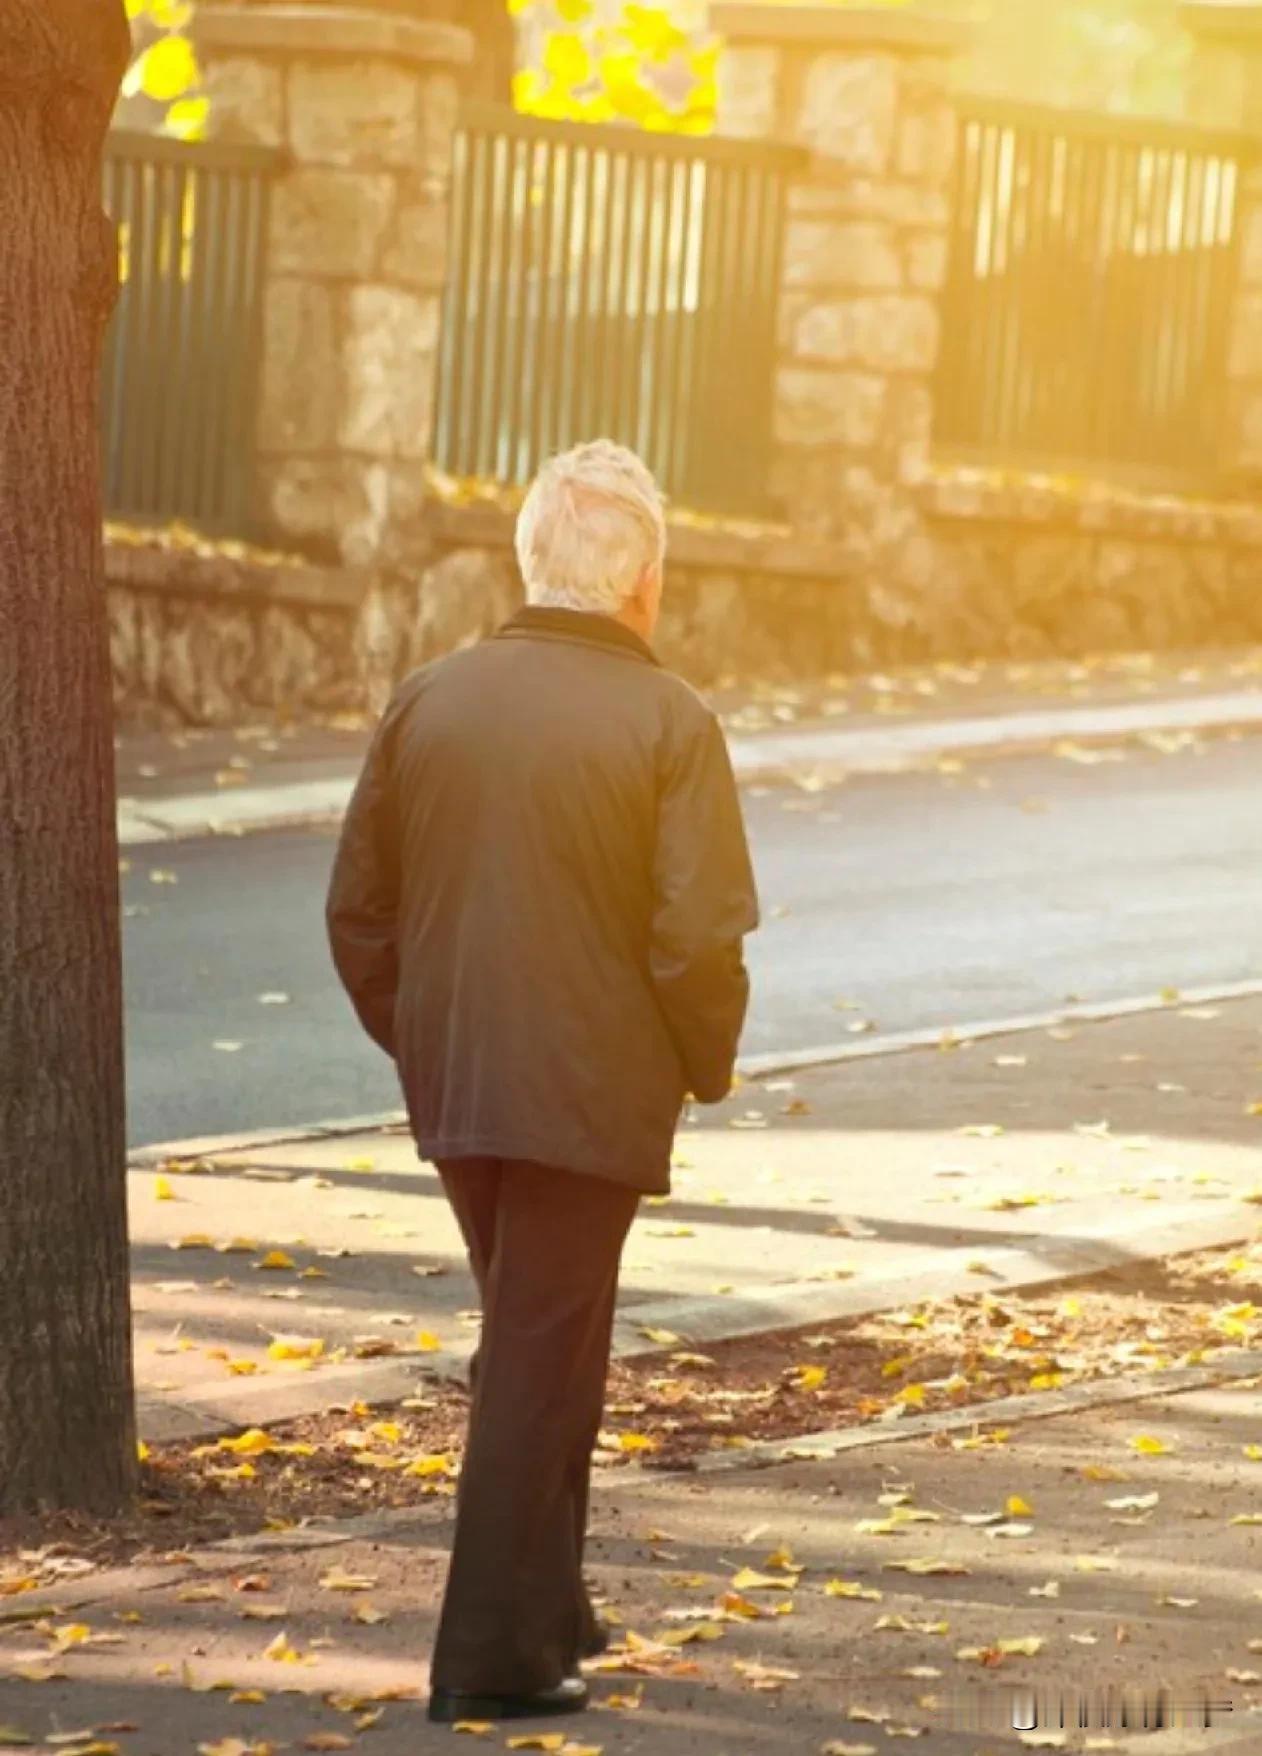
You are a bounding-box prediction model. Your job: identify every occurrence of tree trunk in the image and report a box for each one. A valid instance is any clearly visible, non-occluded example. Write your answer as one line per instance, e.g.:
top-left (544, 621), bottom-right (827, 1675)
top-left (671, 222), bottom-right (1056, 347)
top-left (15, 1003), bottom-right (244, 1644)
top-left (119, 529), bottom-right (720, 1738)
top-left (0, 0), bottom-right (136, 1516)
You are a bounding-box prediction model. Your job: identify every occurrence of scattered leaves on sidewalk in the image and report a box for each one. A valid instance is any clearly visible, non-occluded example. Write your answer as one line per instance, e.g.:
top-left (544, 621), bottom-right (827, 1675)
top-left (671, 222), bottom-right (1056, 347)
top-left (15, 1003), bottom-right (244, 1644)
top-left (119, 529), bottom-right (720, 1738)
top-left (1128, 1434), bottom-right (1172, 1455)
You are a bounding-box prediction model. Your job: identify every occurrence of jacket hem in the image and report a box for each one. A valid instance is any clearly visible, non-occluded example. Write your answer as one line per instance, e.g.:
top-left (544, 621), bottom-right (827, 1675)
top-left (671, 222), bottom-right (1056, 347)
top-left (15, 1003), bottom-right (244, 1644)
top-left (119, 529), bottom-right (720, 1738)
top-left (413, 1133), bottom-right (671, 1196)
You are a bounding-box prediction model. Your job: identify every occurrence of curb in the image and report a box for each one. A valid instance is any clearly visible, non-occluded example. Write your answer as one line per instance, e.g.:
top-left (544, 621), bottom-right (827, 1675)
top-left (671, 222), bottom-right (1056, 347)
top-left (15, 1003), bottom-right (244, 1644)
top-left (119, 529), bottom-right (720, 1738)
top-left (116, 687), bottom-right (1262, 846)
top-left (739, 976), bottom-right (1262, 1079)
top-left (103, 1342), bottom-right (1262, 1617)
top-left (128, 1108), bottom-right (409, 1168)
top-left (652, 1342), bottom-right (1262, 1479)
top-left (728, 685), bottom-right (1262, 787)
top-left (129, 975), bottom-right (1262, 1161)
top-left (134, 1191), bottom-right (1262, 1447)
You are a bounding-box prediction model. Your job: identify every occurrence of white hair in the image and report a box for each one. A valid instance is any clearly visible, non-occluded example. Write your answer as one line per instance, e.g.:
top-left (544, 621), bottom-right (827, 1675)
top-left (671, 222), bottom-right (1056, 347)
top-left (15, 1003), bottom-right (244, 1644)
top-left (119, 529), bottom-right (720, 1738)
top-left (514, 439), bottom-right (666, 615)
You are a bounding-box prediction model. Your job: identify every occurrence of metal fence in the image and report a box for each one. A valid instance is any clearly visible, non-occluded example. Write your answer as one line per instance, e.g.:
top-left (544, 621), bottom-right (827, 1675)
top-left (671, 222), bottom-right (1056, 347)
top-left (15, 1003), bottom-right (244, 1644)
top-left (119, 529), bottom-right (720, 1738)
top-left (936, 100), bottom-right (1250, 487)
top-left (101, 131), bottom-right (278, 534)
top-left (434, 103), bottom-right (802, 517)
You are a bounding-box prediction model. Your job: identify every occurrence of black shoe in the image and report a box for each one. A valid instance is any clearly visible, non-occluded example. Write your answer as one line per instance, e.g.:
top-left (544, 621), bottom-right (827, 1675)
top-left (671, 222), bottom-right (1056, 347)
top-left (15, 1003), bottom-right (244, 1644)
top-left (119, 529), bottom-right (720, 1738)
top-left (578, 1624), bottom-right (610, 1660)
top-left (427, 1676), bottom-right (588, 1723)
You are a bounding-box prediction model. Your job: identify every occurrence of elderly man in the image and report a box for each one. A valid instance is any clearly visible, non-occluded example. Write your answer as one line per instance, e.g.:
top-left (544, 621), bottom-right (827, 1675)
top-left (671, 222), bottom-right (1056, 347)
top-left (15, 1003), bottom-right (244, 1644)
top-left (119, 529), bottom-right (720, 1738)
top-left (326, 440), bottom-right (758, 1725)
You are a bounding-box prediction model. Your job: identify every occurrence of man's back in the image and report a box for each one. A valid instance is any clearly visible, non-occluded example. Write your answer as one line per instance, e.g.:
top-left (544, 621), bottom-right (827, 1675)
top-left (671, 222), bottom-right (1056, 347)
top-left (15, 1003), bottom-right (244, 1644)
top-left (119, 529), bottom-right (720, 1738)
top-left (328, 604), bottom-right (758, 1193)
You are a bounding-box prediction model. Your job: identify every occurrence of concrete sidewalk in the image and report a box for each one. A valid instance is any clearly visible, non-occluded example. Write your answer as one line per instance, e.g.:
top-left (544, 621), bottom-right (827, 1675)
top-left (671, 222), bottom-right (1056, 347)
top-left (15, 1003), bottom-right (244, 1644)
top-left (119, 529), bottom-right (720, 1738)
top-left (115, 668), bottom-right (1262, 846)
top-left (126, 995), bottom-right (1262, 1447)
top-left (5, 1373), bottom-right (1262, 1754)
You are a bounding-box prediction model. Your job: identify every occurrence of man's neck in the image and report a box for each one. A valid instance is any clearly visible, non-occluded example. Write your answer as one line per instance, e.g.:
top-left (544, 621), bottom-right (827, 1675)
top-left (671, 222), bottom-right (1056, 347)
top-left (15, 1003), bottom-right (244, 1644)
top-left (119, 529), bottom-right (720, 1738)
top-left (611, 603), bottom-right (654, 645)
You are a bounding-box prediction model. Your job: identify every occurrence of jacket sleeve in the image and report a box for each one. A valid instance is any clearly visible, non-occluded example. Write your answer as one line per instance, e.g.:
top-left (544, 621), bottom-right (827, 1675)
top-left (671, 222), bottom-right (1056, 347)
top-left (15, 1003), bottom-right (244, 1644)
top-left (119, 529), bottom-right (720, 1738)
top-left (325, 696), bottom-right (405, 1059)
top-left (650, 709), bottom-right (760, 1103)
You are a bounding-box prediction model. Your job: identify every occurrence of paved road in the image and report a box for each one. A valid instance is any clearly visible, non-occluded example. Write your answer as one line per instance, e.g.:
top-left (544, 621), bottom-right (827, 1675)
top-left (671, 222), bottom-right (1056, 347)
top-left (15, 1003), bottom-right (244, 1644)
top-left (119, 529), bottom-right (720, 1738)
top-left (122, 734), bottom-right (1262, 1146)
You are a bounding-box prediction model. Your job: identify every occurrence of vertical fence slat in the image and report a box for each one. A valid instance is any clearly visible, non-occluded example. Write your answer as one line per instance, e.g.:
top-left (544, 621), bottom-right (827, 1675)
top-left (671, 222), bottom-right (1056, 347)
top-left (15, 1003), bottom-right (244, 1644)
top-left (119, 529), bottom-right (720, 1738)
top-left (663, 158), bottom-right (699, 497)
top-left (657, 155), bottom-right (680, 467)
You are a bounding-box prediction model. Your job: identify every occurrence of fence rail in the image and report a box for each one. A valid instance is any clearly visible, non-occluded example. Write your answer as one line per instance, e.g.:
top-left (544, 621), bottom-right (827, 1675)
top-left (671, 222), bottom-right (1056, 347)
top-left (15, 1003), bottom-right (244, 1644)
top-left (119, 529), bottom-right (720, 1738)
top-left (101, 131), bottom-right (279, 534)
top-left (936, 97), bottom-right (1252, 486)
top-left (434, 102), bottom-right (803, 516)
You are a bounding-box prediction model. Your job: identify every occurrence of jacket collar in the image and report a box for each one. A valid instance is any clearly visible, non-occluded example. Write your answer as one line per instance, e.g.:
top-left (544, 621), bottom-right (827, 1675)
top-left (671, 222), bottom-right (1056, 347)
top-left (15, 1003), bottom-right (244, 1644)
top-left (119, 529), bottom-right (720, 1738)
top-left (494, 604), bottom-right (660, 668)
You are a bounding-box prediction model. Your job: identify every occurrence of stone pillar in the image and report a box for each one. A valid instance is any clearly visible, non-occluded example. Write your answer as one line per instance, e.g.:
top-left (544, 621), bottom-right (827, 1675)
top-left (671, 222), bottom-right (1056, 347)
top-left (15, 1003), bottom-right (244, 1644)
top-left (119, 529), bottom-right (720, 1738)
top-left (1182, 4), bottom-right (1262, 483)
top-left (714, 2), bottom-right (969, 615)
top-left (192, 5), bottom-right (472, 566)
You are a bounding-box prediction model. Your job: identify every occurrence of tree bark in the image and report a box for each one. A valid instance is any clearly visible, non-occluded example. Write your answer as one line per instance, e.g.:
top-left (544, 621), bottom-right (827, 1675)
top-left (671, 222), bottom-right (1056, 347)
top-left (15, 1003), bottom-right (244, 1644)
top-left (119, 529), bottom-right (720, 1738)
top-left (0, 0), bottom-right (136, 1516)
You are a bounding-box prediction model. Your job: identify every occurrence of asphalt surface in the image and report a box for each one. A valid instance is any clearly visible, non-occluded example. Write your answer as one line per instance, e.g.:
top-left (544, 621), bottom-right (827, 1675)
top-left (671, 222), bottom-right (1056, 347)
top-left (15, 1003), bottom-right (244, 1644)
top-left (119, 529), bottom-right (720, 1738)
top-left (121, 733), bottom-right (1262, 1148)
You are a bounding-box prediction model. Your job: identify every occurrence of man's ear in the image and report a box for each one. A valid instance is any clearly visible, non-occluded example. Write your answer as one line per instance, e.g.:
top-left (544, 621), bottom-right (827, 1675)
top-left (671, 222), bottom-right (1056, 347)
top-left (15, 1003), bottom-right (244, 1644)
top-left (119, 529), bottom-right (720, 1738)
top-left (632, 563), bottom-right (655, 612)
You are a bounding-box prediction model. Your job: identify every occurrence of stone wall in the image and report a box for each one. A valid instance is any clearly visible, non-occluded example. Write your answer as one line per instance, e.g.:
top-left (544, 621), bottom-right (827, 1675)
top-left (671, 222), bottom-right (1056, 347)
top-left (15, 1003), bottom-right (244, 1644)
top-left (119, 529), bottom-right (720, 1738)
top-left (107, 534), bottom-right (363, 726)
top-left (398, 489), bottom-right (1262, 680)
top-left (918, 469), bottom-right (1262, 658)
top-left (107, 474), bottom-right (1262, 726)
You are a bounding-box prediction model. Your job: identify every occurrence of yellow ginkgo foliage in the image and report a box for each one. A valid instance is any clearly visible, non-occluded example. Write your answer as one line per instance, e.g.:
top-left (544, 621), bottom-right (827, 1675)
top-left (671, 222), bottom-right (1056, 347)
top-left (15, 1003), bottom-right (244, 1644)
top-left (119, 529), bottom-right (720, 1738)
top-left (121, 0), bottom-right (205, 139)
top-left (513, 1), bottom-right (717, 133)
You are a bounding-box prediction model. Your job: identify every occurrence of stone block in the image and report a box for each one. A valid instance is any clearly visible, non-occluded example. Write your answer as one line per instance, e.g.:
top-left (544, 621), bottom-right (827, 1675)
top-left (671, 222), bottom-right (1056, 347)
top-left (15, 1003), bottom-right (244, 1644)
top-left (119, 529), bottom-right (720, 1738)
top-left (201, 56), bottom-right (284, 147)
top-left (258, 278), bottom-right (340, 454)
top-left (409, 546), bottom-right (522, 667)
top-left (904, 230), bottom-right (949, 291)
top-left (885, 378), bottom-right (935, 477)
top-left (790, 176), bottom-right (950, 228)
top-left (896, 102), bottom-right (957, 186)
top-left (795, 52), bottom-right (899, 172)
top-left (792, 295), bottom-right (940, 374)
top-left (287, 57), bottom-right (420, 167)
top-left (266, 456), bottom-right (392, 565)
top-left (718, 43), bottom-right (780, 139)
top-left (1010, 534), bottom-right (1087, 611)
top-left (380, 194), bottom-right (450, 289)
top-left (269, 169), bottom-right (397, 280)
top-left (783, 218), bottom-right (902, 291)
top-left (418, 72), bottom-right (461, 184)
top-left (775, 367), bottom-right (885, 448)
top-left (340, 284), bottom-right (442, 459)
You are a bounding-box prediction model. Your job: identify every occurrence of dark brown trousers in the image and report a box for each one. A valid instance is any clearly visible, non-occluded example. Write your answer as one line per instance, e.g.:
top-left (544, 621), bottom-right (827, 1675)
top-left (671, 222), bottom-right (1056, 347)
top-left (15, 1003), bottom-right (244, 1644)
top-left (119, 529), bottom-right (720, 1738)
top-left (429, 1156), bottom-right (640, 1696)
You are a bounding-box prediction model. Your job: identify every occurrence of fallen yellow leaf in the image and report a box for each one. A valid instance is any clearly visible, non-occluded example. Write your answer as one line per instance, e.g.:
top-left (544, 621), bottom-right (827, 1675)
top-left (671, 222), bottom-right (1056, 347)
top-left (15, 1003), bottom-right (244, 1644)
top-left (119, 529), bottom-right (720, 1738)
top-left (319, 1570), bottom-right (377, 1593)
top-left (262, 1630), bottom-right (303, 1663)
top-left (267, 1335), bottom-right (324, 1362)
top-left (731, 1569), bottom-right (795, 1592)
top-left (617, 1432), bottom-right (658, 1454)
